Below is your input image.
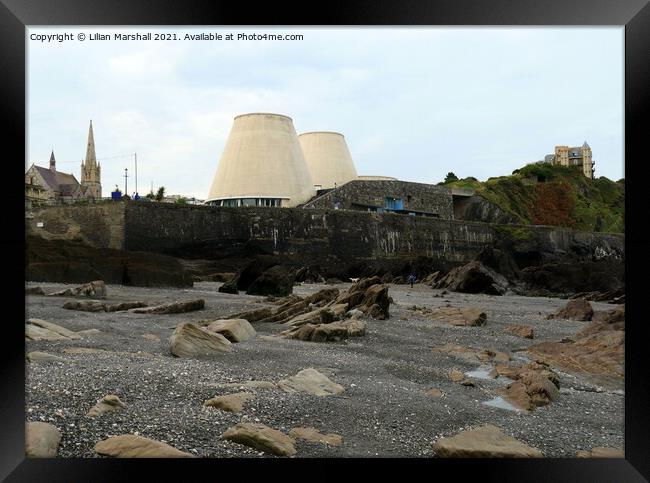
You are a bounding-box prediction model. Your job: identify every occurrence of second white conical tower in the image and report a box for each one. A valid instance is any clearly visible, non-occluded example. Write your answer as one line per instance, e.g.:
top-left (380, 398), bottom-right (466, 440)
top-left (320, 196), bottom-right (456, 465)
top-left (299, 131), bottom-right (358, 190)
top-left (207, 113), bottom-right (316, 207)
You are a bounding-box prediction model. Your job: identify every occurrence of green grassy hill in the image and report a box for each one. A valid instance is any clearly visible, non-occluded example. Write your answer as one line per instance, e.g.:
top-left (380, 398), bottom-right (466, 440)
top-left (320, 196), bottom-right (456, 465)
top-left (444, 164), bottom-right (624, 233)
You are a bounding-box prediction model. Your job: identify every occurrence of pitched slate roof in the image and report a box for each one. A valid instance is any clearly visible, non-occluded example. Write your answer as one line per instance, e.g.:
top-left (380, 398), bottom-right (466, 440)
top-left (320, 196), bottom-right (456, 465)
top-left (33, 165), bottom-right (80, 194)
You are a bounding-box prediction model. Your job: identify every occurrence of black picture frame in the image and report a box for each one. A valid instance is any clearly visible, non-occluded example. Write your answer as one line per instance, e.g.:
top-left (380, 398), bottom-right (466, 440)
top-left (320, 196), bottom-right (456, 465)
top-left (2, 0), bottom-right (648, 481)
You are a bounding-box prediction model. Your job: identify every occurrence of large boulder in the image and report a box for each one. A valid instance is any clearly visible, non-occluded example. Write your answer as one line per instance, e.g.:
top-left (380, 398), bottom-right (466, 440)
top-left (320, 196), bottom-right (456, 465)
top-left (434, 261), bottom-right (508, 295)
top-left (205, 319), bottom-right (256, 343)
top-left (221, 423), bottom-right (296, 456)
top-left (505, 324), bottom-right (534, 339)
top-left (169, 322), bottom-right (232, 358)
top-left (277, 368), bottom-right (345, 396)
top-left (433, 425), bottom-right (543, 458)
top-left (246, 265), bottom-right (295, 297)
top-left (26, 422), bottom-right (61, 457)
top-left (236, 259), bottom-right (271, 291)
top-left (94, 434), bottom-right (194, 457)
top-left (546, 298), bottom-right (593, 321)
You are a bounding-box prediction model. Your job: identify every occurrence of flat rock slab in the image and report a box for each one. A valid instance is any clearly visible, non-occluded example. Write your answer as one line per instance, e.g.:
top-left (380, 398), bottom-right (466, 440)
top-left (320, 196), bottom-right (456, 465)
top-left (169, 322), bottom-right (232, 358)
top-left (132, 299), bottom-right (205, 314)
top-left (433, 343), bottom-right (509, 365)
top-left (216, 381), bottom-right (277, 390)
top-left (106, 301), bottom-right (148, 312)
top-left (434, 424), bottom-right (543, 457)
top-left (426, 306), bottom-right (487, 327)
top-left (48, 280), bottom-right (107, 298)
top-left (26, 318), bottom-right (81, 341)
top-left (204, 392), bottom-right (255, 412)
top-left (63, 300), bottom-right (107, 312)
top-left (86, 395), bottom-right (127, 417)
top-left (63, 300), bottom-right (148, 313)
top-left (205, 319), bottom-right (256, 342)
top-left (26, 422), bottom-right (61, 457)
top-left (63, 347), bottom-right (108, 354)
top-left (528, 331), bottom-right (624, 379)
top-left (77, 329), bottom-right (102, 336)
top-left (94, 434), bottom-right (194, 458)
top-left (222, 423), bottom-right (296, 456)
top-left (506, 324), bottom-right (534, 339)
top-left (426, 388), bottom-right (445, 398)
top-left (142, 333), bottom-right (161, 341)
top-left (289, 427), bottom-right (342, 446)
top-left (576, 447), bottom-right (624, 458)
top-left (27, 351), bottom-right (67, 363)
top-left (277, 368), bottom-right (345, 396)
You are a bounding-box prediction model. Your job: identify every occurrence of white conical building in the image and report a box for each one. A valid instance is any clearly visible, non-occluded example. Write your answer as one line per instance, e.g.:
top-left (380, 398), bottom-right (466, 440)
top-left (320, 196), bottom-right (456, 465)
top-left (206, 113), bottom-right (316, 207)
top-left (298, 131), bottom-right (358, 190)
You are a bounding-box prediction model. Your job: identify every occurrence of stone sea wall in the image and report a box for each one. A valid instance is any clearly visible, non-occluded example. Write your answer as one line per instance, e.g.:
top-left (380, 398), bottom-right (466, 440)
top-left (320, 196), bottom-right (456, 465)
top-left (27, 202), bottom-right (624, 277)
top-left (122, 203), bottom-right (493, 268)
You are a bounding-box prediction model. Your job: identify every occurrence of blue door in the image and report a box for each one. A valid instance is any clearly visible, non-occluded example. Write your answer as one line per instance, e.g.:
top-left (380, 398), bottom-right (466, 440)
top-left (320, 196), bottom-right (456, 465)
top-left (385, 197), bottom-right (403, 210)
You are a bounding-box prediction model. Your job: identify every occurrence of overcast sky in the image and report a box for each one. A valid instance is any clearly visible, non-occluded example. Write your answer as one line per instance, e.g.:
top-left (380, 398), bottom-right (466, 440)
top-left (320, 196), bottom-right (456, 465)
top-left (27, 27), bottom-right (624, 199)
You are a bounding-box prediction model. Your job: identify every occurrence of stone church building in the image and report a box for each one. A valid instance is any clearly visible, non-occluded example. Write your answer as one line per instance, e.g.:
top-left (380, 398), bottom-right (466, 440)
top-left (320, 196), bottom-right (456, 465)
top-left (25, 121), bottom-right (102, 205)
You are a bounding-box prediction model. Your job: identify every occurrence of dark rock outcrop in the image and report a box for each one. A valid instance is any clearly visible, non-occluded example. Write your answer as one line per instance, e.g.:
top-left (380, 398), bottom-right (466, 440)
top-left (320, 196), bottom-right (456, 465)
top-left (434, 261), bottom-right (508, 295)
top-left (27, 235), bottom-right (193, 288)
top-left (218, 276), bottom-right (239, 294)
top-left (521, 260), bottom-right (623, 297)
top-left (246, 265), bottom-right (295, 297)
top-left (294, 266), bottom-right (326, 284)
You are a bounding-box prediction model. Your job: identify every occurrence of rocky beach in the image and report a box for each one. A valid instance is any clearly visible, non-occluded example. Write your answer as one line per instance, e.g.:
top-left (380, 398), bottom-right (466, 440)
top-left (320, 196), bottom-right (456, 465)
top-left (25, 280), bottom-right (624, 458)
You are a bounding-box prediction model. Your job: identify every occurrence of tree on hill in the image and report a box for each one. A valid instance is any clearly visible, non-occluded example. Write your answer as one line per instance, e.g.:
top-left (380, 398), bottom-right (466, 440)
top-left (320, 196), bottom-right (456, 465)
top-left (443, 172), bottom-right (459, 184)
top-left (155, 186), bottom-right (166, 202)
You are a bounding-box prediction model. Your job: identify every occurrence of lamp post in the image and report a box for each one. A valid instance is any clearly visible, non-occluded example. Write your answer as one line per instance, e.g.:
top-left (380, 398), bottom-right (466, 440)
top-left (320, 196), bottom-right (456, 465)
top-left (124, 168), bottom-right (129, 197)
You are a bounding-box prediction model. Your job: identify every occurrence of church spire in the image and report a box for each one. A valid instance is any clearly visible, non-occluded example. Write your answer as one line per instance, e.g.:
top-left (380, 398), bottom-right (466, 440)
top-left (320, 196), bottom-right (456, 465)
top-left (49, 150), bottom-right (56, 171)
top-left (85, 120), bottom-right (97, 168)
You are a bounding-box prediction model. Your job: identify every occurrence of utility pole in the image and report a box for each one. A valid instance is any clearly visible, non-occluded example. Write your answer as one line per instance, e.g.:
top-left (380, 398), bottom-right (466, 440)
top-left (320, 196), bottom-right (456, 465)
top-left (134, 153), bottom-right (138, 196)
top-left (124, 168), bottom-right (129, 197)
